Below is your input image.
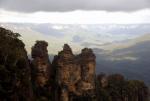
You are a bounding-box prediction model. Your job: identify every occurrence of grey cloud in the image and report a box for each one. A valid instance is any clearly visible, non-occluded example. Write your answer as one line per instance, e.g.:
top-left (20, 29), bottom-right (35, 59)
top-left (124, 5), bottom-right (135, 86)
top-left (0, 0), bottom-right (150, 12)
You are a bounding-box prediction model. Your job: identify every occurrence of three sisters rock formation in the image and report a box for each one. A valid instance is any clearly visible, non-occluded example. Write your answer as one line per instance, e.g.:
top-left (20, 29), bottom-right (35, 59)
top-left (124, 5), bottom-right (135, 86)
top-left (31, 41), bottom-right (96, 101)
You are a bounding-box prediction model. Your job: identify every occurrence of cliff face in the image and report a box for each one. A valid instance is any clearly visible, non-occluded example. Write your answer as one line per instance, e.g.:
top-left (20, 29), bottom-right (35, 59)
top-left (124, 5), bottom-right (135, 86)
top-left (31, 41), bottom-right (52, 100)
top-left (79, 48), bottom-right (96, 93)
top-left (31, 41), bottom-right (50, 87)
top-left (52, 44), bottom-right (96, 101)
top-left (0, 27), bottom-right (33, 101)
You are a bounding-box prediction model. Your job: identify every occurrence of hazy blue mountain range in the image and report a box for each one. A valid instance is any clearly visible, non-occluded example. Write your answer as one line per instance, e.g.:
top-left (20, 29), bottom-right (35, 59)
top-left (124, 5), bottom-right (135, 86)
top-left (94, 34), bottom-right (150, 85)
top-left (1, 23), bottom-right (150, 53)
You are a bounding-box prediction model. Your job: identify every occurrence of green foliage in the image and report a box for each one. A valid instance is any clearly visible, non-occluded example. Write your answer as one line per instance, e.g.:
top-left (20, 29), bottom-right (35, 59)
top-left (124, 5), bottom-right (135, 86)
top-left (126, 80), bottom-right (149, 101)
top-left (0, 27), bottom-right (31, 101)
top-left (96, 74), bottom-right (149, 101)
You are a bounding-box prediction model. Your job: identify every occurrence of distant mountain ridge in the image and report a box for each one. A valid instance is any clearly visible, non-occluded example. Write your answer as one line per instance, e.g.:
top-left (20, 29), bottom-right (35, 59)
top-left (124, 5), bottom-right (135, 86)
top-left (1, 23), bottom-right (150, 54)
top-left (94, 34), bottom-right (150, 85)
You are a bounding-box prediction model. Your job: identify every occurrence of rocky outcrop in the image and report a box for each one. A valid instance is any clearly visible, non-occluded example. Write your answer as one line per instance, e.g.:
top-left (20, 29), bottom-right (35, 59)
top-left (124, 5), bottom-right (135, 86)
top-left (31, 41), bottom-right (51, 100)
top-left (52, 44), bottom-right (96, 101)
top-left (79, 48), bottom-right (96, 93)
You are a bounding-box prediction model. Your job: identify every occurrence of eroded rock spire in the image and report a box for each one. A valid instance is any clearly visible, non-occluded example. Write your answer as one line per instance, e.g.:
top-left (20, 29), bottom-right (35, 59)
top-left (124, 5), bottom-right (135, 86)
top-left (52, 44), bottom-right (96, 101)
top-left (31, 41), bottom-right (51, 100)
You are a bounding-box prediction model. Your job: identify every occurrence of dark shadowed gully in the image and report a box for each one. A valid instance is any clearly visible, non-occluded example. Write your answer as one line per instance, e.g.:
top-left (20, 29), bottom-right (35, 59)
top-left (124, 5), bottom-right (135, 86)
top-left (0, 27), bottom-right (149, 101)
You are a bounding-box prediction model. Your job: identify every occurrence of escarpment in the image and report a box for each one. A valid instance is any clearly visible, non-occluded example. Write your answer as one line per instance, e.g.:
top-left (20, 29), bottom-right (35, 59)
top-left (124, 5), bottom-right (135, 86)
top-left (0, 27), bottom-right (149, 101)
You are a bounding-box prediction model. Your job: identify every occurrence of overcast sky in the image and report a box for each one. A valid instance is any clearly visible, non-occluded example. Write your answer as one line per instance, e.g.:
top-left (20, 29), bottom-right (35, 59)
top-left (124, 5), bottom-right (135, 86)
top-left (0, 0), bottom-right (150, 24)
top-left (0, 0), bottom-right (150, 12)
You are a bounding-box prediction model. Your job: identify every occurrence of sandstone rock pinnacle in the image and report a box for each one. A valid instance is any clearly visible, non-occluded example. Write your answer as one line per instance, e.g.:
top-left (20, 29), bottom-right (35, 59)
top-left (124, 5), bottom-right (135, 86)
top-left (52, 44), bottom-right (96, 101)
top-left (31, 41), bottom-right (51, 100)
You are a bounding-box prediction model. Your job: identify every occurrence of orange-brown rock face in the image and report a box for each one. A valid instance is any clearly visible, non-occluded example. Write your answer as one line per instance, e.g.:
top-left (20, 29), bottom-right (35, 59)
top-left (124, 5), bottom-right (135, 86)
top-left (31, 41), bottom-right (51, 100)
top-left (79, 48), bottom-right (96, 92)
top-left (52, 44), bottom-right (96, 101)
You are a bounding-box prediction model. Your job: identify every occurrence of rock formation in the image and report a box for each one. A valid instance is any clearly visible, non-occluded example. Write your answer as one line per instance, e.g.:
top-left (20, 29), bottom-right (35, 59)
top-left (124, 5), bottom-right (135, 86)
top-left (31, 41), bottom-right (52, 100)
top-left (0, 27), bottom-right (149, 101)
top-left (52, 44), bottom-right (96, 101)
